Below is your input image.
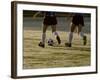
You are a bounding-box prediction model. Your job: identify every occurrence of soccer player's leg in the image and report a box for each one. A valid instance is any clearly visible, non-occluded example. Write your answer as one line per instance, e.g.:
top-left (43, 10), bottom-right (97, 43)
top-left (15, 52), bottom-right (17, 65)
top-left (83, 36), bottom-right (87, 45)
top-left (52, 25), bottom-right (61, 44)
top-left (65, 23), bottom-right (76, 47)
top-left (38, 25), bottom-right (48, 48)
top-left (78, 24), bottom-right (87, 45)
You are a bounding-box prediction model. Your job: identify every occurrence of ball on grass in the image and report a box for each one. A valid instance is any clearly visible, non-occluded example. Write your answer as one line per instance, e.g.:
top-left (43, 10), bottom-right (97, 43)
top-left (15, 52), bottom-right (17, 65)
top-left (48, 38), bottom-right (54, 46)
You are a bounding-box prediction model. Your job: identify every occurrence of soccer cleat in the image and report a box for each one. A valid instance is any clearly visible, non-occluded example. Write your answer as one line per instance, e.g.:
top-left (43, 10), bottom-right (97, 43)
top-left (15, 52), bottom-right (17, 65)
top-left (83, 36), bottom-right (87, 45)
top-left (65, 43), bottom-right (72, 47)
top-left (38, 42), bottom-right (45, 48)
top-left (56, 36), bottom-right (61, 44)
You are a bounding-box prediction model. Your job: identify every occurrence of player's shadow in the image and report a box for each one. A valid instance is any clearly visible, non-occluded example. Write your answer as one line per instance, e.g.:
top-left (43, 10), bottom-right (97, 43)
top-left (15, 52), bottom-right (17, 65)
top-left (67, 46), bottom-right (90, 52)
top-left (52, 45), bottom-right (90, 52)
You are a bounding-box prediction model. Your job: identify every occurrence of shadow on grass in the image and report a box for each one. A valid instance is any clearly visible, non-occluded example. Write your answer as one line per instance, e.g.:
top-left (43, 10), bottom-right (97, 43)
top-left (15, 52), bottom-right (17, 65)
top-left (67, 46), bottom-right (90, 52)
top-left (50, 45), bottom-right (90, 52)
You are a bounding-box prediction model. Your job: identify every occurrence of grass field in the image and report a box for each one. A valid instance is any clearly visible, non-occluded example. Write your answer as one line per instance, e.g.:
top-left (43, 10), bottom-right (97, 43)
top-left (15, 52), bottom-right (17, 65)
top-left (23, 30), bottom-right (91, 69)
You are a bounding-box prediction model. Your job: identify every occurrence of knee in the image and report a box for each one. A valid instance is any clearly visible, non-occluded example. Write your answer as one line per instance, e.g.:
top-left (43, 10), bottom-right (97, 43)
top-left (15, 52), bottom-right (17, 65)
top-left (53, 31), bottom-right (58, 36)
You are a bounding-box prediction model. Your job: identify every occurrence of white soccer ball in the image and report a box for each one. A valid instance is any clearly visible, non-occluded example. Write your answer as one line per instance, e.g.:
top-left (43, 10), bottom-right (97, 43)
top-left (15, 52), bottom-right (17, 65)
top-left (48, 38), bottom-right (54, 46)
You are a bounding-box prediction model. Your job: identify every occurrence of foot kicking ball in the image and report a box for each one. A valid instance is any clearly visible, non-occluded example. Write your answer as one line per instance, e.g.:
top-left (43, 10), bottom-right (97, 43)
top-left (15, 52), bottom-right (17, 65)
top-left (48, 38), bottom-right (54, 46)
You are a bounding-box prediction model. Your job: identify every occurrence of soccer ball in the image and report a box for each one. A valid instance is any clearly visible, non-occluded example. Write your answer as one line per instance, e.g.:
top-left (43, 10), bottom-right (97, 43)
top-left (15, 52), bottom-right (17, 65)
top-left (48, 38), bottom-right (54, 46)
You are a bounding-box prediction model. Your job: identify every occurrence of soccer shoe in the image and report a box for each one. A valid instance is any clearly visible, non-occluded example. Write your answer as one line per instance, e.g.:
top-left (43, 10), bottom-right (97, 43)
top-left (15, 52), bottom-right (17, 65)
top-left (38, 42), bottom-right (45, 48)
top-left (56, 36), bottom-right (61, 44)
top-left (65, 43), bottom-right (72, 47)
top-left (83, 36), bottom-right (87, 45)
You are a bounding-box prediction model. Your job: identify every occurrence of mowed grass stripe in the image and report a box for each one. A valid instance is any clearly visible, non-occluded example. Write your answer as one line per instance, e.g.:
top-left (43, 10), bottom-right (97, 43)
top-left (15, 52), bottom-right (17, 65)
top-left (23, 30), bottom-right (90, 69)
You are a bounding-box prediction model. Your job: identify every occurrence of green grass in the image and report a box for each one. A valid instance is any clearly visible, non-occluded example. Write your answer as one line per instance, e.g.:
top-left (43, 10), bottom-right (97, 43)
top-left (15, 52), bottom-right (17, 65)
top-left (23, 30), bottom-right (91, 69)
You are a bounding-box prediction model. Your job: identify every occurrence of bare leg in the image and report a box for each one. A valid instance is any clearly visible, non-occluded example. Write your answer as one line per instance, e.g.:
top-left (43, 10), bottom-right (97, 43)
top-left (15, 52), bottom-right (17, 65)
top-left (41, 25), bottom-right (48, 44)
top-left (69, 23), bottom-right (76, 44)
top-left (78, 24), bottom-right (84, 37)
top-left (65, 23), bottom-right (76, 47)
top-left (39, 25), bottom-right (48, 48)
top-left (78, 24), bottom-right (87, 45)
top-left (51, 25), bottom-right (61, 44)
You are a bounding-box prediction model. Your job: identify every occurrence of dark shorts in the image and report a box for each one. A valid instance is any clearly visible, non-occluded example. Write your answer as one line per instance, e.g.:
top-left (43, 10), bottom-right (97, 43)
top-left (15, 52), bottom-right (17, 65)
top-left (72, 14), bottom-right (84, 26)
top-left (43, 16), bottom-right (57, 25)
